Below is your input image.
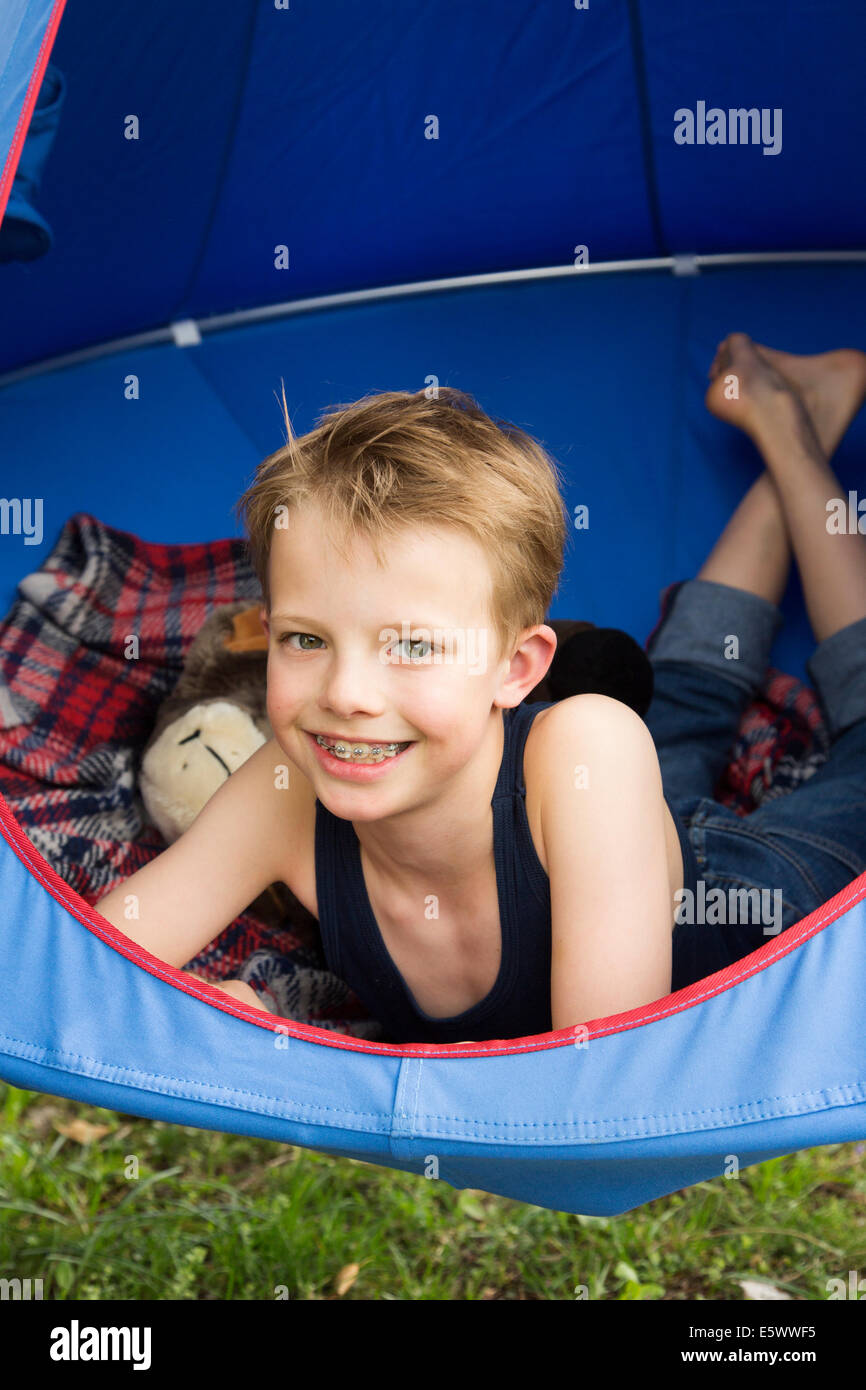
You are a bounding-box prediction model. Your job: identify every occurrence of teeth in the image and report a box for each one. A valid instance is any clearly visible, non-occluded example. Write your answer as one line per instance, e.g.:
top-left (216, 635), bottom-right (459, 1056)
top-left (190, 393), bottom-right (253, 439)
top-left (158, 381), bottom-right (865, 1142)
top-left (315, 734), bottom-right (408, 762)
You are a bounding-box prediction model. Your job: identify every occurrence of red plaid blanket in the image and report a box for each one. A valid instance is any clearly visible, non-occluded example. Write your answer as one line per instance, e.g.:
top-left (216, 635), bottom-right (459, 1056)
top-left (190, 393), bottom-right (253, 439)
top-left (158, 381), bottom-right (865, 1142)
top-left (0, 518), bottom-right (830, 1037)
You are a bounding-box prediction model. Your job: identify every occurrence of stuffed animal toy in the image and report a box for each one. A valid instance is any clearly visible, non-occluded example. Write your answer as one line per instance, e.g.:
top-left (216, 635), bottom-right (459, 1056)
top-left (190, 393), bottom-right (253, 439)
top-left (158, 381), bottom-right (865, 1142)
top-left (139, 603), bottom-right (274, 843)
top-left (139, 604), bottom-right (654, 864)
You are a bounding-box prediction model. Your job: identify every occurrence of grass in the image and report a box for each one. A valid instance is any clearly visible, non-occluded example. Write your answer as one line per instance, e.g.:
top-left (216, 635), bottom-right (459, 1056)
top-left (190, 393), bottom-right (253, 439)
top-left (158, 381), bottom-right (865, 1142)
top-left (1, 1082), bottom-right (864, 1300)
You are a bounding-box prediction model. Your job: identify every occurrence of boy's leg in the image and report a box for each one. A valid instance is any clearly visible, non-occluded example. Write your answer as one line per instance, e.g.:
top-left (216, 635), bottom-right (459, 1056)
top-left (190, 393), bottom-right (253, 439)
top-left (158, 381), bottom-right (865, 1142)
top-left (691, 337), bottom-right (866, 929)
top-left (706, 334), bottom-right (866, 646)
top-left (645, 580), bottom-right (783, 806)
top-left (695, 471), bottom-right (791, 605)
top-left (645, 467), bottom-right (791, 805)
top-left (667, 341), bottom-right (866, 984)
top-left (648, 335), bottom-right (866, 805)
top-left (729, 680), bottom-right (866, 944)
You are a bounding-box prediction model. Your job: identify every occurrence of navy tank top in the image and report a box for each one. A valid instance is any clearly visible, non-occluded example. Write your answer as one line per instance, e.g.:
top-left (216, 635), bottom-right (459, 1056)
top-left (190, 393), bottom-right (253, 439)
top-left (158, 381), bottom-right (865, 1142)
top-left (313, 698), bottom-right (699, 1043)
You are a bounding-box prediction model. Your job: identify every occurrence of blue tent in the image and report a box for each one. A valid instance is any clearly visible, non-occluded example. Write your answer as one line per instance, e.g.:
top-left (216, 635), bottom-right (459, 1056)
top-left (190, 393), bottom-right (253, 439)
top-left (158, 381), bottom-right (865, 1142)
top-left (2, 0), bottom-right (866, 1217)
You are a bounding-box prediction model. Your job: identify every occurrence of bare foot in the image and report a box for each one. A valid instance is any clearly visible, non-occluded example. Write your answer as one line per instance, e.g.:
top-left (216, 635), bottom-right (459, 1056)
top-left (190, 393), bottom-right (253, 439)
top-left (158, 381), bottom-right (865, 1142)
top-left (707, 334), bottom-right (866, 458)
top-left (750, 343), bottom-right (866, 458)
top-left (705, 332), bottom-right (812, 447)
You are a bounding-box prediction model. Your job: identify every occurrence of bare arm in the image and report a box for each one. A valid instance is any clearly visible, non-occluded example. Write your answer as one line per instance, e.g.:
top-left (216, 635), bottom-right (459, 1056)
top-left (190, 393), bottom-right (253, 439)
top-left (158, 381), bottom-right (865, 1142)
top-left (95, 736), bottom-right (294, 971)
top-left (539, 694), bottom-right (673, 1028)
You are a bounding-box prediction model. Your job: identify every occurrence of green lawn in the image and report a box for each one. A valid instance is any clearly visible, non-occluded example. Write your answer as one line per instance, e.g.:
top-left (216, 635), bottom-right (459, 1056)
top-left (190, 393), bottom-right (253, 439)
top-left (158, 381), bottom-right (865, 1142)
top-left (1, 1083), bottom-right (864, 1300)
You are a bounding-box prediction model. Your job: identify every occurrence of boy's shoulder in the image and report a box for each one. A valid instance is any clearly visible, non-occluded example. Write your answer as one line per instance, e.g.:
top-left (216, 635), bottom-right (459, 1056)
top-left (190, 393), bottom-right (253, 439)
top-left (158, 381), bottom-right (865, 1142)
top-left (529, 694), bottom-right (656, 789)
top-left (526, 695), bottom-right (653, 872)
top-left (529, 692), bottom-right (643, 746)
top-left (527, 694), bottom-right (641, 782)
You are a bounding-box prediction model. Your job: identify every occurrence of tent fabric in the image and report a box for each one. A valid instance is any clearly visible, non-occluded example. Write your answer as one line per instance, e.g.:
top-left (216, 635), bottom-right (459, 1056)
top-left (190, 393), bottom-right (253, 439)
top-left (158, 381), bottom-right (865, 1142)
top-left (0, 60), bottom-right (65, 262)
top-left (0, 0), bottom-right (64, 233)
top-left (641, 6), bottom-right (866, 254)
top-left (2, 1), bottom-right (865, 375)
top-left (1, 786), bottom-right (865, 1217)
top-left (2, 0), bottom-right (866, 1214)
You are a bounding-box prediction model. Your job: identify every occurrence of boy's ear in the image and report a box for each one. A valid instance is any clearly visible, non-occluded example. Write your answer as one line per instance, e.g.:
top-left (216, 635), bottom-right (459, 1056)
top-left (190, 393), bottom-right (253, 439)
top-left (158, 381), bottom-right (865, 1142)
top-left (259, 606), bottom-right (270, 635)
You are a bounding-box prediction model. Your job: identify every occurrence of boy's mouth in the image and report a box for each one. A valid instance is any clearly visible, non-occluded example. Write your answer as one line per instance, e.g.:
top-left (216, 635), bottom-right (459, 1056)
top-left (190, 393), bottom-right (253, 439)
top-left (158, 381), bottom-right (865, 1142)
top-left (307, 731), bottom-right (414, 764)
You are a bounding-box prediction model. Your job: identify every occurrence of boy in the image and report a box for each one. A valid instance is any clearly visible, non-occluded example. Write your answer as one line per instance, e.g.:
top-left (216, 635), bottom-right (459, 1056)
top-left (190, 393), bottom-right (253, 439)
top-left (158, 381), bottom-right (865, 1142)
top-left (97, 382), bottom-right (681, 1038)
top-left (97, 343), bottom-right (866, 1040)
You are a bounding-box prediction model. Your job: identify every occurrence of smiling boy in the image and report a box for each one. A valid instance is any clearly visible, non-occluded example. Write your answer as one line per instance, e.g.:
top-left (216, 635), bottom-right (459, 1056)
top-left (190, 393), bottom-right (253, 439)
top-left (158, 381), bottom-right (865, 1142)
top-left (96, 386), bottom-right (684, 1040)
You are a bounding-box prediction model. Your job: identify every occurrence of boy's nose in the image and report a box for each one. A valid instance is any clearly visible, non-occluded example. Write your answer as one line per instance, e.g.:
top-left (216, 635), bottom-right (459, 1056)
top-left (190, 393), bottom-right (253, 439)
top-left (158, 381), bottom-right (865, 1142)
top-left (318, 667), bottom-right (388, 719)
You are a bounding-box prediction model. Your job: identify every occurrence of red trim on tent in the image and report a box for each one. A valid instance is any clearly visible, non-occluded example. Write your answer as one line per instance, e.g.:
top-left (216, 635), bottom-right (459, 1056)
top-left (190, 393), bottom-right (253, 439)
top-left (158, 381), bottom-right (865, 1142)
top-left (1, 784), bottom-right (865, 1058)
top-left (0, 0), bottom-right (67, 228)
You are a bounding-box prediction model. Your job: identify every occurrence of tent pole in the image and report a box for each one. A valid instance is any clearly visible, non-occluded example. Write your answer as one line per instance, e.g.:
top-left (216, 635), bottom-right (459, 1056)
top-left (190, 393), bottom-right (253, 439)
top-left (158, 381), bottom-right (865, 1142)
top-left (3, 250), bottom-right (866, 389)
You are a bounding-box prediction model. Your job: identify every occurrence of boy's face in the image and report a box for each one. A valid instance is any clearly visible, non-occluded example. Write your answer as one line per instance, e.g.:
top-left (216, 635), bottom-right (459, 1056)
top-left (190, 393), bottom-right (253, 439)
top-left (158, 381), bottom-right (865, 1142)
top-left (259, 498), bottom-right (554, 815)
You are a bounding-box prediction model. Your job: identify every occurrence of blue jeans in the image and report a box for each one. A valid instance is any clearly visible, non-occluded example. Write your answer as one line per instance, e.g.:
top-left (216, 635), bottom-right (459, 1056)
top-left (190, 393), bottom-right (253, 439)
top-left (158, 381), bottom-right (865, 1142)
top-left (644, 579), bottom-right (866, 991)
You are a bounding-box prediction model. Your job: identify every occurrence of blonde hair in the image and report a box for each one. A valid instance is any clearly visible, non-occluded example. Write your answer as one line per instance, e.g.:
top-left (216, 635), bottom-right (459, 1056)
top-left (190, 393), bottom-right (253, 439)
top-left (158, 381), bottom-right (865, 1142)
top-left (234, 384), bottom-right (571, 662)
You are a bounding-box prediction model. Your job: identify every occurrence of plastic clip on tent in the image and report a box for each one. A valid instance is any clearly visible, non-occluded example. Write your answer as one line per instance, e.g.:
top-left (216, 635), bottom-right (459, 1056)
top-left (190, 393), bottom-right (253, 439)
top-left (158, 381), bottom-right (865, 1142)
top-left (2, 0), bottom-right (866, 1216)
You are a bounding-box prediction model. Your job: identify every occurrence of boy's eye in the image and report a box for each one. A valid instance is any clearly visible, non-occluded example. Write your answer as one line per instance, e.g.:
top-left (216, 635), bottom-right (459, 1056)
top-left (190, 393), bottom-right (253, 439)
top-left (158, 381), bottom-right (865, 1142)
top-left (392, 637), bottom-right (433, 661)
top-left (278, 633), bottom-right (437, 660)
top-left (278, 632), bottom-right (322, 651)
